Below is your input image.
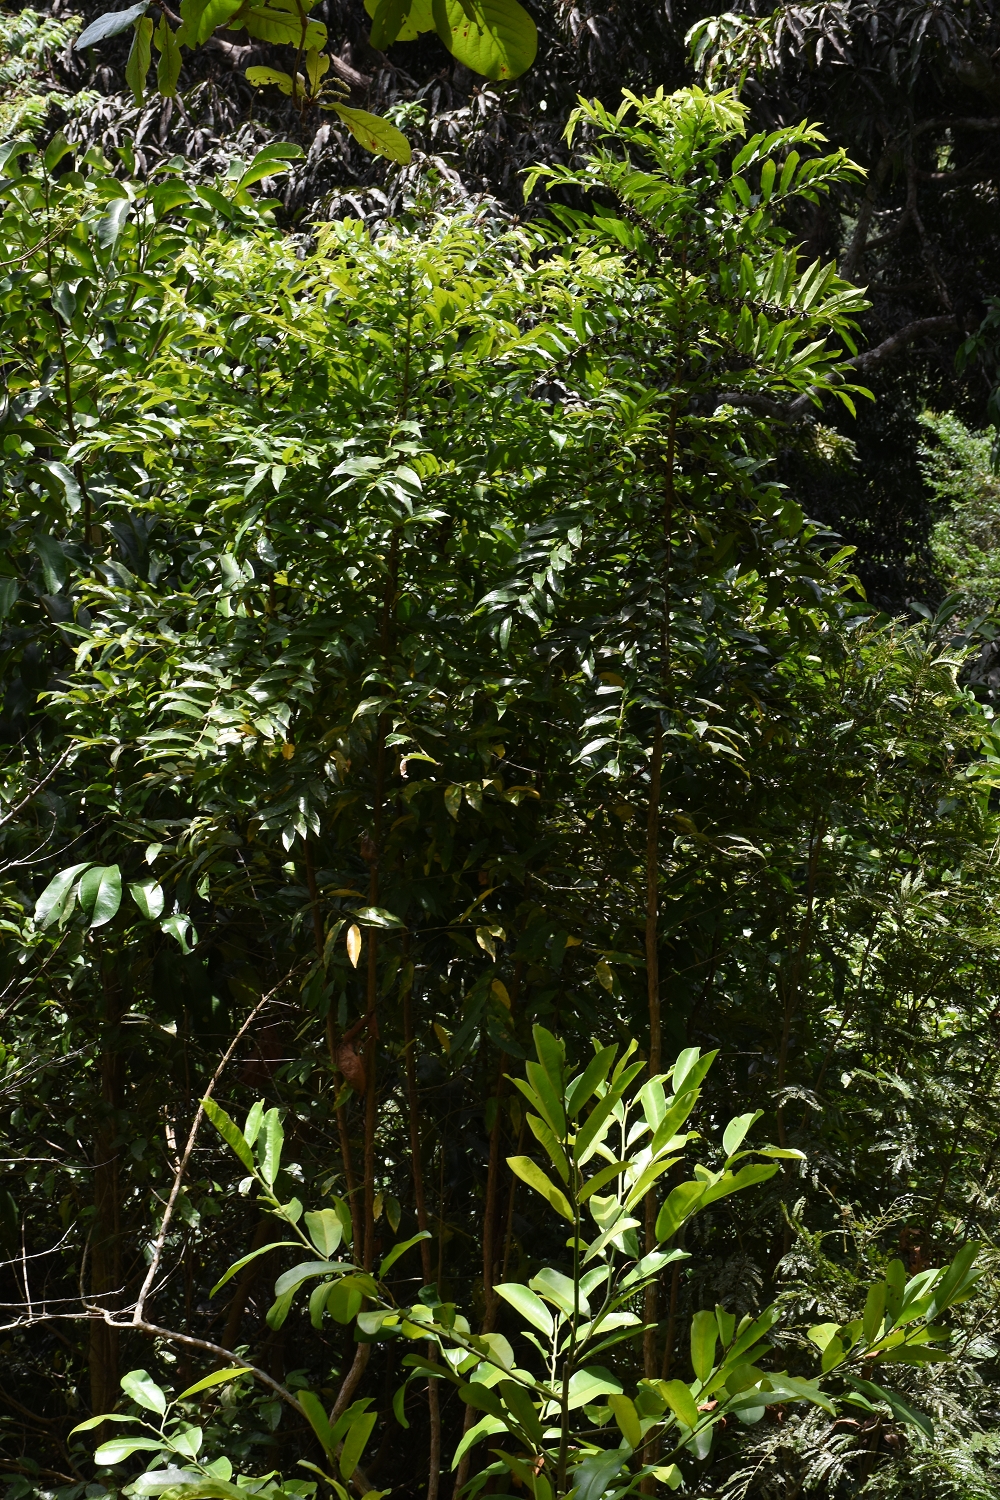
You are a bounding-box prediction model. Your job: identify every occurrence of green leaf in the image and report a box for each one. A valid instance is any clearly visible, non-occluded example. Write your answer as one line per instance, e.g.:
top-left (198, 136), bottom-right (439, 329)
top-left (364, 0), bottom-right (436, 40)
top-left (242, 5), bottom-right (325, 45)
top-left (530, 1266), bottom-right (584, 1318)
top-left (844, 1376), bottom-right (933, 1438)
top-left (154, 16), bottom-right (182, 96)
top-left (202, 1099), bottom-right (256, 1173)
top-left (177, 1367), bottom-right (252, 1400)
top-left (76, 1), bottom-right (148, 48)
top-left (451, 1414), bottom-right (505, 1469)
top-left (506, 1155), bottom-right (573, 1221)
top-left (607, 1393), bottom-right (641, 1449)
top-left (305, 1208), bottom-right (344, 1258)
top-left (209, 1242), bottom-right (297, 1297)
top-left (690, 1308), bottom-right (717, 1382)
top-left (245, 66), bottom-right (297, 96)
top-left (700, 1161), bottom-right (778, 1206)
top-left (260, 1107), bottom-right (284, 1186)
top-left (862, 1281), bottom-right (886, 1343)
top-left (300, 1390), bottom-right (336, 1457)
top-left (329, 106), bottom-right (412, 164)
top-left (190, 0), bottom-right (244, 43)
top-left (327, 1277), bottom-right (365, 1324)
top-left (94, 1437), bottom-right (168, 1464)
top-left (884, 1258), bottom-right (906, 1324)
top-left (655, 1180), bottom-right (707, 1241)
top-left (266, 1286), bottom-right (296, 1329)
top-left (567, 1447), bottom-right (627, 1500)
top-left (722, 1110), bottom-right (763, 1159)
top-left (566, 1045), bottom-right (617, 1118)
top-left (274, 1260), bottom-right (339, 1296)
top-left (125, 16), bottom-right (153, 105)
top-left (80, 864), bottom-right (122, 927)
top-left (495, 1282), bottom-right (554, 1337)
top-left (369, 0), bottom-right (406, 46)
top-left (339, 1409), bottom-right (377, 1478)
top-left (129, 878), bottom-right (165, 920)
top-left (121, 1369), bottom-right (167, 1415)
top-left (69, 1414), bottom-right (136, 1435)
top-left (497, 1379), bottom-right (545, 1445)
top-left (659, 1378), bottom-right (699, 1429)
top-left (431, 0), bottom-right (536, 79)
top-left (379, 1229), bottom-right (431, 1277)
top-left (34, 863), bottom-right (93, 929)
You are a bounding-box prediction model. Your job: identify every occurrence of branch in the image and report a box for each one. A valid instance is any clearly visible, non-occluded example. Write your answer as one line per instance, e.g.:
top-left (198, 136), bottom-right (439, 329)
top-left (913, 116), bottom-right (1000, 135)
top-left (0, 745), bottom-right (75, 833)
top-left (849, 316), bottom-right (957, 372)
top-left (132, 969), bottom-right (302, 1325)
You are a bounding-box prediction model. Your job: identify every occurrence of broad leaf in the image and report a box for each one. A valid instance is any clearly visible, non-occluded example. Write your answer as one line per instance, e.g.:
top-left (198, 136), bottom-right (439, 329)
top-left (76, 1), bottom-right (148, 47)
top-left (121, 1369), bottom-right (167, 1415)
top-left (329, 106), bottom-right (412, 165)
top-left (506, 1155), bottom-right (573, 1221)
top-left (495, 1282), bottom-right (553, 1337)
top-left (431, 0), bottom-right (536, 79)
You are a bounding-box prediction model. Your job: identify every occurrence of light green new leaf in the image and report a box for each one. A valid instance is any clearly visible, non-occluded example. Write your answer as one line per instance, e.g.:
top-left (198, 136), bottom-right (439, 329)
top-left (608, 1393), bottom-right (642, 1448)
top-left (655, 1180), bottom-right (707, 1241)
top-left (690, 1308), bottom-right (717, 1382)
top-left (506, 1155), bottom-right (573, 1221)
top-left (245, 66), bottom-right (297, 95)
top-left (94, 1436), bottom-right (167, 1464)
top-left (121, 1369), bottom-right (167, 1415)
top-left (260, 1106), bottom-right (283, 1186)
top-left (305, 1207), bottom-right (344, 1258)
top-left (722, 1110), bottom-right (763, 1159)
top-left (659, 1378), bottom-right (699, 1429)
top-left (451, 1415), bottom-right (505, 1469)
top-left (340, 1409), bottom-right (377, 1479)
top-left (431, 0), bottom-right (536, 79)
top-left (495, 1281), bottom-right (554, 1337)
top-left (178, 1367), bottom-right (252, 1400)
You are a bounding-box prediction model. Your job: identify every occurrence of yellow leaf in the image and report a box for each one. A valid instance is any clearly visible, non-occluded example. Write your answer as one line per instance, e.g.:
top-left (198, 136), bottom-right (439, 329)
top-left (595, 959), bottom-right (614, 992)
top-left (433, 1022), bottom-right (451, 1054)
top-left (491, 979), bottom-right (511, 1008)
top-left (281, 741), bottom-right (295, 759)
top-left (346, 924), bottom-right (362, 967)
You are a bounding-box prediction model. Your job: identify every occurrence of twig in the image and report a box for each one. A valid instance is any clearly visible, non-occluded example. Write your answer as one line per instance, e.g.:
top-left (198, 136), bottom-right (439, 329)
top-left (132, 969), bottom-right (301, 1325)
top-left (0, 745), bottom-right (75, 832)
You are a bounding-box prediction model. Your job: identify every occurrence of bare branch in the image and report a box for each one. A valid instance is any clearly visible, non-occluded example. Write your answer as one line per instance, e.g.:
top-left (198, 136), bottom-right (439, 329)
top-left (849, 316), bottom-right (957, 373)
top-left (0, 745), bottom-right (75, 833)
top-left (132, 968), bottom-right (303, 1325)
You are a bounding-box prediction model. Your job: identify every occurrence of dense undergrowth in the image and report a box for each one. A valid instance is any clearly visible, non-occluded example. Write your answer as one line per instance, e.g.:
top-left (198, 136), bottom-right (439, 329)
top-left (4, 42), bottom-right (1000, 1500)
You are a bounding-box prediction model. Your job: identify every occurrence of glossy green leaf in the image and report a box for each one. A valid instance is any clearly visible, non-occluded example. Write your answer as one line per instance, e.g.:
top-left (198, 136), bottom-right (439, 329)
top-left (506, 1155), bottom-right (573, 1221)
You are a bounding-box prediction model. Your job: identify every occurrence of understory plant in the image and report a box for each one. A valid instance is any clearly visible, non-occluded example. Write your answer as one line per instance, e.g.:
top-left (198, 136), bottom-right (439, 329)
top-left (72, 1031), bottom-right (982, 1498)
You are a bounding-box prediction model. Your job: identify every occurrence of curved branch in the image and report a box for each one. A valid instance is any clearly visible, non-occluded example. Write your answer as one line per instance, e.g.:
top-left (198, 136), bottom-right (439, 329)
top-left (849, 315), bottom-right (957, 372)
top-left (132, 969), bottom-right (302, 1325)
